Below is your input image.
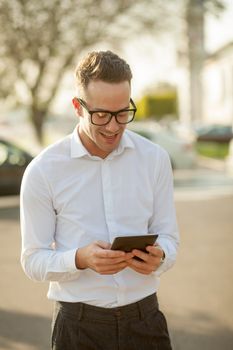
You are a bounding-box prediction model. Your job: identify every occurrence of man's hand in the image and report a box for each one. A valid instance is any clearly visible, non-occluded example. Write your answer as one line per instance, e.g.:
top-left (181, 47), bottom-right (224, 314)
top-left (75, 240), bottom-right (133, 275)
top-left (127, 244), bottom-right (164, 275)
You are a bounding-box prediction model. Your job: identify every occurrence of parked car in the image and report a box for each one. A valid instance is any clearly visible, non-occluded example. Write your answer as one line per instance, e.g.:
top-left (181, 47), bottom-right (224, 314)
top-left (0, 139), bottom-right (33, 195)
top-left (129, 122), bottom-right (197, 169)
top-left (196, 124), bottom-right (233, 143)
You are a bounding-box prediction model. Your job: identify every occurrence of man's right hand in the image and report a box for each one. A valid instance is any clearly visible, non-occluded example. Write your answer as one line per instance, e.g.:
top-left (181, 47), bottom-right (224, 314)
top-left (75, 240), bottom-right (133, 275)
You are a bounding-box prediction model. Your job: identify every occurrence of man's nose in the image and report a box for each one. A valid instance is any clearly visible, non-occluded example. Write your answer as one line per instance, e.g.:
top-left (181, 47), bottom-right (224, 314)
top-left (105, 115), bottom-right (120, 132)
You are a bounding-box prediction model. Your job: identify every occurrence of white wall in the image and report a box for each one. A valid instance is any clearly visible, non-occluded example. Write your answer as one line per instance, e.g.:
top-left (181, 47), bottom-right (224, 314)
top-left (203, 44), bottom-right (233, 125)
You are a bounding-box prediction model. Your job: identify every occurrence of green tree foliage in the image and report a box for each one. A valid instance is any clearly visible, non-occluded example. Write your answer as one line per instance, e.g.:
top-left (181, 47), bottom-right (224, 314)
top-left (0, 0), bottom-right (226, 142)
top-left (0, 0), bottom-right (173, 143)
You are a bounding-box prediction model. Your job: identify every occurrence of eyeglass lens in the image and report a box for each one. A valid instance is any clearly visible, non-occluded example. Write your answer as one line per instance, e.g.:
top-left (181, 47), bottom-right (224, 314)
top-left (91, 110), bottom-right (134, 125)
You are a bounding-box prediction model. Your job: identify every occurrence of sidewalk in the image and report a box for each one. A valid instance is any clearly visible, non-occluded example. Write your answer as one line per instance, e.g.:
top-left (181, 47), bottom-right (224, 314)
top-left (174, 156), bottom-right (233, 198)
top-left (160, 193), bottom-right (233, 350)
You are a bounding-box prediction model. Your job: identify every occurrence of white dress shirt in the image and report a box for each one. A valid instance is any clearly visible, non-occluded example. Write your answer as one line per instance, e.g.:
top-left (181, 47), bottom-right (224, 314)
top-left (20, 126), bottom-right (179, 307)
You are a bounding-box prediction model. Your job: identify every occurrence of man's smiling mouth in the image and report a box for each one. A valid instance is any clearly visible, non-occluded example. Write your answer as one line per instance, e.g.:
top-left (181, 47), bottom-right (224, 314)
top-left (100, 132), bottom-right (119, 139)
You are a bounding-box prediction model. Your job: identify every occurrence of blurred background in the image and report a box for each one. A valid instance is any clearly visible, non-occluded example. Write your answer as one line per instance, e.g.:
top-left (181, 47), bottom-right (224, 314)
top-left (0, 0), bottom-right (233, 349)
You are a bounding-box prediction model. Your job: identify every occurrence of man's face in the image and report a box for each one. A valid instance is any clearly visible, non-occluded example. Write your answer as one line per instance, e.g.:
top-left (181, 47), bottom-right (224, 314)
top-left (78, 80), bottom-right (131, 158)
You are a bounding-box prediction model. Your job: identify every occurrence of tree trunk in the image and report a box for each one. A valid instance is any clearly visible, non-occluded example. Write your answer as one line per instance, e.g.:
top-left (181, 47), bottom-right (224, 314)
top-left (186, 0), bottom-right (206, 123)
top-left (30, 107), bottom-right (47, 145)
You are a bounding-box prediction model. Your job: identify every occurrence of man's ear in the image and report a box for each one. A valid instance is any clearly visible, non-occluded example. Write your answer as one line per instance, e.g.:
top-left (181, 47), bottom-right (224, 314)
top-left (72, 98), bottom-right (83, 116)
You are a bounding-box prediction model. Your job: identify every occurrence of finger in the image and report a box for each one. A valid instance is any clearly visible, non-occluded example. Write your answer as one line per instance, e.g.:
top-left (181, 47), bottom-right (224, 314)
top-left (93, 243), bottom-right (126, 259)
top-left (128, 253), bottom-right (159, 273)
top-left (127, 257), bottom-right (150, 270)
top-left (96, 249), bottom-right (127, 260)
top-left (95, 255), bottom-right (130, 266)
top-left (127, 260), bottom-right (152, 275)
top-left (107, 253), bottom-right (134, 263)
top-left (132, 249), bottom-right (150, 262)
top-left (146, 245), bottom-right (163, 258)
top-left (96, 240), bottom-right (111, 249)
top-left (96, 262), bottom-right (127, 274)
top-left (123, 252), bottom-right (134, 260)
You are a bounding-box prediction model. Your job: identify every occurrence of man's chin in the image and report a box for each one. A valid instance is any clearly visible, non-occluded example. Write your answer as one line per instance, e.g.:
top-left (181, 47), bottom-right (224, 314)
top-left (97, 140), bottom-right (120, 157)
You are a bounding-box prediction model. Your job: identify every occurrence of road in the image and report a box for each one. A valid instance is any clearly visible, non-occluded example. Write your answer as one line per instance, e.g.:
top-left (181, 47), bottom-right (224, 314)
top-left (0, 166), bottom-right (233, 349)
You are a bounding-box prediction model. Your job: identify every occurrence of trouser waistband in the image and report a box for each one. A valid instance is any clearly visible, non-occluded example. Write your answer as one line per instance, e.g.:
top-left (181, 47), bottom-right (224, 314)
top-left (57, 293), bottom-right (158, 321)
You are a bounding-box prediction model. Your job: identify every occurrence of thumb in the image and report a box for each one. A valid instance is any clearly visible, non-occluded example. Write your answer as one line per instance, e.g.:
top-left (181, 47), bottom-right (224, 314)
top-left (96, 240), bottom-right (111, 250)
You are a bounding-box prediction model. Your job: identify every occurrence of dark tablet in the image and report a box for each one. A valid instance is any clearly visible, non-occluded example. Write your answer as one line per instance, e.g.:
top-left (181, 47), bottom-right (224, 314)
top-left (111, 234), bottom-right (158, 253)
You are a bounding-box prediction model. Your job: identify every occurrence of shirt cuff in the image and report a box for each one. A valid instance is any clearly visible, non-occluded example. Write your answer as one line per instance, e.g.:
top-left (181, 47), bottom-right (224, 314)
top-left (153, 245), bottom-right (169, 276)
top-left (62, 249), bottom-right (78, 271)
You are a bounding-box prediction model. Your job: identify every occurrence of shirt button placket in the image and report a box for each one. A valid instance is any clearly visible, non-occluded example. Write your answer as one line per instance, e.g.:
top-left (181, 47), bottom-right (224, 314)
top-left (101, 160), bottom-right (116, 240)
top-left (101, 159), bottom-right (126, 306)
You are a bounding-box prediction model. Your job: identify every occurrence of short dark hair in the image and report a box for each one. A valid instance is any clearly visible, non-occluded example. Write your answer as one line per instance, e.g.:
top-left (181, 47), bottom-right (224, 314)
top-left (75, 50), bottom-right (132, 91)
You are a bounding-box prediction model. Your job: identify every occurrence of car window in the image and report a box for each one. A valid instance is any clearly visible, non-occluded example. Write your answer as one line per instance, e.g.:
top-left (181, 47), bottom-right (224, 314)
top-left (0, 142), bottom-right (28, 166)
top-left (0, 144), bottom-right (8, 165)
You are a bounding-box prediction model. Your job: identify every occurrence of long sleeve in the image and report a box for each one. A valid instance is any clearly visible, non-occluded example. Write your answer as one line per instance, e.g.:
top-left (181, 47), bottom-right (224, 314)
top-left (149, 148), bottom-right (179, 276)
top-left (20, 161), bottom-right (80, 282)
top-left (20, 129), bottom-right (180, 306)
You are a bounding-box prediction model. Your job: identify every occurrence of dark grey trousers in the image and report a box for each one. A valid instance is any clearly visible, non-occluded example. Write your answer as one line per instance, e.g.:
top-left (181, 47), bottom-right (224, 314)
top-left (51, 293), bottom-right (172, 350)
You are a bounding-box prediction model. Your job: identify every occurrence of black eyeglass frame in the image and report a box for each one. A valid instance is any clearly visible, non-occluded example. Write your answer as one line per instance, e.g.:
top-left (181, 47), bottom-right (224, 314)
top-left (76, 97), bottom-right (137, 126)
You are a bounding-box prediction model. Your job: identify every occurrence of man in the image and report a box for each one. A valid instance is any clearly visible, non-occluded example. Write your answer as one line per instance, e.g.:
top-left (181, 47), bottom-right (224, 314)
top-left (20, 50), bottom-right (179, 350)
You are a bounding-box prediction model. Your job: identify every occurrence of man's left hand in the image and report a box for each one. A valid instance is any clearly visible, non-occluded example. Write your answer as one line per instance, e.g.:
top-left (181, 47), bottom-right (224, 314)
top-left (127, 244), bottom-right (164, 275)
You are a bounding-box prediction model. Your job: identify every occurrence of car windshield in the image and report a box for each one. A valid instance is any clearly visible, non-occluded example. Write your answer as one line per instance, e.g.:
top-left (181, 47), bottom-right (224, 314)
top-left (0, 141), bottom-right (29, 166)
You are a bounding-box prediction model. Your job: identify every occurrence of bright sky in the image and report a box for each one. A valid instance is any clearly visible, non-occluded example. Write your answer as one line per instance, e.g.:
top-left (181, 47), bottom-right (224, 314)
top-left (206, 0), bottom-right (233, 51)
top-left (123, 37), bottom-right (177, 99)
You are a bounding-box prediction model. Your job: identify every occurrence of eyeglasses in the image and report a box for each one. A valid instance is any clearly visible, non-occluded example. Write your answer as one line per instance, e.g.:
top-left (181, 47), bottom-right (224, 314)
top-left (76, 97), bottom-right (137, 126)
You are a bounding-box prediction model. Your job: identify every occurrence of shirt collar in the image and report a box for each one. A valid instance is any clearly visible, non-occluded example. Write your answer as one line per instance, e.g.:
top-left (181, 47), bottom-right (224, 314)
top-left (70, 125), bottom-right (134, 159)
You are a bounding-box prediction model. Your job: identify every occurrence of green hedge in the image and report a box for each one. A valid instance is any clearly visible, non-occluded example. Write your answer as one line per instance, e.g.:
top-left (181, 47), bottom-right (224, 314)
top-left (196, 141), bottom-right (229, 159)
top-left (136, 90), bottom-right (178, 121)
